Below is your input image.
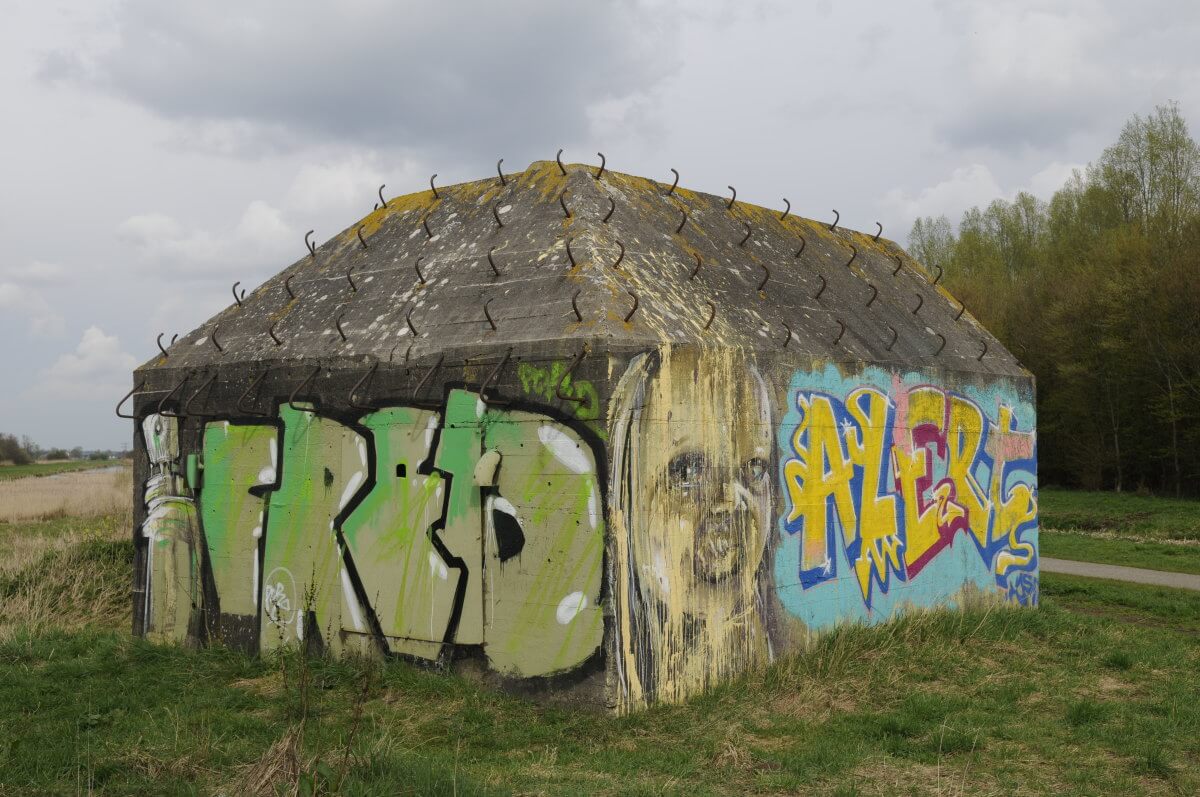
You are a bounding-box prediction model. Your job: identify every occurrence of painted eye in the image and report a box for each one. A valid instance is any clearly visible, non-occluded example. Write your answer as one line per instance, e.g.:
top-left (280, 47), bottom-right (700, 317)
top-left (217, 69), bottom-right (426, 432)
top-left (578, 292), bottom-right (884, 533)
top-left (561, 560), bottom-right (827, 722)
top-left (667, 451), bottom-right (708, 493)
top-left (741, 457), bottom-right (768, 485)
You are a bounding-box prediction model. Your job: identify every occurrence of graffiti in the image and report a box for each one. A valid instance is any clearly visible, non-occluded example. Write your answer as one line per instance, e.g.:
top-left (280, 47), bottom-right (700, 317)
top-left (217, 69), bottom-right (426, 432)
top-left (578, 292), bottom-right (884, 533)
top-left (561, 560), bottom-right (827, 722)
top-left (608, 348), bottom-right (774, 711)
top-left (148, 389), bottom-right (604, 678)
top-left (518, 361), bottom-right (599, 423)
top-left (139, 414), bottom-right (200, 642)
top-left (776, 365), bottom-right (1038, 628)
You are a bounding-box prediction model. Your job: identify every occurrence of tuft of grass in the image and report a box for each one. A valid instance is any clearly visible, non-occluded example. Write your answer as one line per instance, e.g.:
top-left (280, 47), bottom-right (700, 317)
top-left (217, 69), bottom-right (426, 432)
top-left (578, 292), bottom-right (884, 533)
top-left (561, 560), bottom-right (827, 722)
top-left (1041, 531), bottom-right (1200, 575)
top-left (1066, 699), bottom-right (1110, 727)
top-left (1103, 650), bottom-right (1135, 671)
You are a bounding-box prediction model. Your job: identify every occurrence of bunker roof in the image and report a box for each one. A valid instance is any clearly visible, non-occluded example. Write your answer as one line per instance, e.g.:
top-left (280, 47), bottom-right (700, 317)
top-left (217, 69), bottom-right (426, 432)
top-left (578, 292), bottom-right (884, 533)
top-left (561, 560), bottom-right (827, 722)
top-left (140, 158), bottom-right (1025, 378)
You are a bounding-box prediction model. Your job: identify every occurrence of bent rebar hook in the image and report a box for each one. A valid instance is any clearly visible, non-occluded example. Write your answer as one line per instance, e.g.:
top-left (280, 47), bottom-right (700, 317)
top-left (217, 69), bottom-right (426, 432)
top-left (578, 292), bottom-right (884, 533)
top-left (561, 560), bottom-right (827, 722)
top-left (115, 380), bottom-right (147, 419)
top-left (480, 348), bottom-right (513, 407)
top-left (237, 370), bottom-right (271, 417)
top-left (348, 362), bottom-right (379, 411)
top-left (288, 366), bottom-right (322, 412)
top-left (556, 346), bottom-right (589, 403)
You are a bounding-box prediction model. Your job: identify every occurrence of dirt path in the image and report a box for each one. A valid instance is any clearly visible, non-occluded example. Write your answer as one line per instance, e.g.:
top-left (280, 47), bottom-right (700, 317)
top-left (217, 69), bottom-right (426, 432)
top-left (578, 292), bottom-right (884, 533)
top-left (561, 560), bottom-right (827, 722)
top-left (1041, 557), bottom-right (1200, 591)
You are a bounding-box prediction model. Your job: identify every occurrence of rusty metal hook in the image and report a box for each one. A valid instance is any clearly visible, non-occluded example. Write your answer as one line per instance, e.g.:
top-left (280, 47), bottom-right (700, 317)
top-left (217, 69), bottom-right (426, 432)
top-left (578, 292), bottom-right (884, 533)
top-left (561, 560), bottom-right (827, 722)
top-left (690, 252), bottom-right (702, 280)
top-left (556, 346), bottom-right (589, 403)
top-left (156, 333), bottom-right (169, 359)
top-left (780, 199), bottom-right (791, 221)
top-left (480, 347), bottom-right (512, 406)
top-left (414, 256), bottom-right (426, 285)
top-left (422, 215), bottom-right (433, 239)
top-left (566, 237), bottom-right (576, 268)
top-left (232, 281), bottom-right (244, 307)
top-left (794, 234), bottom-right (807, 258)
top-left (675, 206), bottom-right (688, 234)
top-left (932, 265), bottom-right (943, 285)
top-left (703, 301), bottom-right (716, 330)
top-left (378, 184), bottom-right (387, 209)
top-left (484, 298), bottom-right (498, 331)
top-left (813, 274), bottom-right (827, 300)
top-left (115, 380), bottom-right (146, 419)
top-left (496, 158), bottom-right (506, 186)
top-left (739, 222), bottom-right (752, 247)
top-left (237, 370), bottom-right (271, 417)
top-left (184, 373), bottom-right (218, 417)
top-left (603, 196), bottom-right (616, 224)
top-left (886, 326), bottom-right (898, 351)
top-left (488, 246), bottom-right (501, 277)
top-left (892, 255), bottom-right (903, 276)
top-left (348, 362), bottom-right (379, 411)
top-left (781, 322), bottom-right (792, 349)
top-left (492, 202), bottom-right (504, 228)
top-left (832, 319), bottom-right (846, 346)
top-left (171, 333), bottom-right (178, 345)
top-left (357, 226), bottom-right (368, 249)
top-left (268, 321), bottom-right (282, 346)
top-left (612, 240), bottom-right (625, 269)
top-left (594, 152), bottom-right (606, 180)
top-left (346, 266), bottom-right (358, 293)
top-left (285, 274), bottom-right (295, 299)
top-left (912, 293), bottom-right (923, 315)
top-left (846, 245), bottom-right (857, 268)
top-left (288, 366), bottom-right (322, 412)
top-left (624, 291), bottom-right (639, 322)
top-left (829, 210), bottom-right (839, 231)
top-left (865, 283), bottom-right (878, 307)
top-left (954, 299), bottom-right (965, 321)
top-left (667, 168), bottom-right (679, 195)
top-left (556, 148), bottom-right (566, 176)
top-left (413, 354), bottom-right (444, 397)
top-left (934, 333), bottom-right (946, 356)
top-left (405, 308), bottom-right (418, 337)
top-left (429, 174), bottom-right (439, 199)
top-left (977, 340), bottom-right (988, 362)
top-left (757, 262), bottom-right (770, 293)
top-left (571, 289), bottom-right (583, 322)
top-left (873, 222), bottom-right (882, 242)
top-left (157, 372), bottom-right (191, 418)
top-left (335, 314), bottom-right (348, 342)
top-left (727, 186), bottom-right (737, 210)
top-left (305, 230), bottom-right (316, 257)
top-left (559, 189), bottom-right (571, 218)
top-left (210, 325), bottom-right (224, 353)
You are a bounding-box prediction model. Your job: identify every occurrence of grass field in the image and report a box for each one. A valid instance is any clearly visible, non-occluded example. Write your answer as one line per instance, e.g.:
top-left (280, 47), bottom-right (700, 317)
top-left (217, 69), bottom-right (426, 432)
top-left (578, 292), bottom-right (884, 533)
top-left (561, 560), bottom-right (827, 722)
top-left (1040, 487), bottom-right (1200, 575)
top-left (0, 466), bottom-right (131, 524)
top-left (0, 459), bottom-right (124, 482)
top-left (2, 499), bottom-right (1200, 795)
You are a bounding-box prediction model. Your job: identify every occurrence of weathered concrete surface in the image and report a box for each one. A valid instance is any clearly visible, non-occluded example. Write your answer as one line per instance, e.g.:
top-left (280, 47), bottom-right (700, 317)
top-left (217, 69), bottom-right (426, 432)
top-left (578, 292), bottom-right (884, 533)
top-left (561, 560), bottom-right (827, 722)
top-left (1042, 557), bottom-right (1200, 591)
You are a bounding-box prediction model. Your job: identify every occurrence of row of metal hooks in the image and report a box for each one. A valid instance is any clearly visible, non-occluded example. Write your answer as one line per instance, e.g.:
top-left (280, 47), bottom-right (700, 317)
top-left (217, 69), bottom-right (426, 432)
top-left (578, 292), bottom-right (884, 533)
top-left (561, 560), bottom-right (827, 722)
top-left (118, 345), bottom-right (590, 420)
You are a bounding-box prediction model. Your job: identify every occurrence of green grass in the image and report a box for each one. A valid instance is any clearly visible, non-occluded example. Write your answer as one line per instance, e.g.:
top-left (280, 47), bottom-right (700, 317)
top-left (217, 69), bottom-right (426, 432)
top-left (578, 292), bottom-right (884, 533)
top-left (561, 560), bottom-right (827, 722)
top-left (2, 518), bottom-right (1200, 794)
top-left (1041, 531), bottom-right (1200, 576)
top-left (0, 459), bottom-right (123, 481)
top-left (1039, 487), bottom-right (1200, 542)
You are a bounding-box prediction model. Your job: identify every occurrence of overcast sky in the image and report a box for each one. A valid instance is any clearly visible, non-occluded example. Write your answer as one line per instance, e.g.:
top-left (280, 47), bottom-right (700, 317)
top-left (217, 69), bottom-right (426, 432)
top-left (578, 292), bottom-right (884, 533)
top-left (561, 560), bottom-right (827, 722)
top-left (3, 0), bottom-right (1199, 450)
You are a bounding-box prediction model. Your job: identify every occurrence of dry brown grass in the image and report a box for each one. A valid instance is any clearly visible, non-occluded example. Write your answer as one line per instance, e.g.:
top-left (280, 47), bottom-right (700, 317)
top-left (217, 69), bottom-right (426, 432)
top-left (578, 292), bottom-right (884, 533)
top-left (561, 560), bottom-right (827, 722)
top-left (0, 465), bottom-right (132, 523)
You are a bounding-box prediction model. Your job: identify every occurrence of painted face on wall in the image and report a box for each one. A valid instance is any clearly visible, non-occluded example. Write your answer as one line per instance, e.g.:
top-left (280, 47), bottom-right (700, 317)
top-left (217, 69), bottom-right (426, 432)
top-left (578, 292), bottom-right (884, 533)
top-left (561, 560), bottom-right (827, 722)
top-left (609, 346), bottom-right (774, 711)
top-left (636, 350), bottom-right (772, 599)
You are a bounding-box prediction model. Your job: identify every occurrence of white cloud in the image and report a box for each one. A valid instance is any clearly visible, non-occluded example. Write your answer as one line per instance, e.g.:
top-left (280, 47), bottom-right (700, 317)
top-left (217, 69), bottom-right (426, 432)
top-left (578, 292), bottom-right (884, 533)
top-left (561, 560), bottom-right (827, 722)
top-left (284, 153), bottom-right (402, 215)
top-left (4, 260), bottom-right (66, 283)
top-left (883, 164), bottom-right (1006, 225)
top-left (0, 281), bottom-right (66, 337)
top-left (116, 200), bottom-right (294, 281)
top-left (33, 326), bottom-right (138, 398)
top-left (1028, 161), bottom-right (1085, 197)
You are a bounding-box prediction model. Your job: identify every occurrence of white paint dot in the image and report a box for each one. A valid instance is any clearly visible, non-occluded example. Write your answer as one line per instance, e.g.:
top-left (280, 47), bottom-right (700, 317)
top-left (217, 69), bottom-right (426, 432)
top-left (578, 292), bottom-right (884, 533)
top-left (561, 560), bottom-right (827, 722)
top-left (556, 591), bottom-right (587, 625)
top-left (428, 551), bottom-right (449, 580)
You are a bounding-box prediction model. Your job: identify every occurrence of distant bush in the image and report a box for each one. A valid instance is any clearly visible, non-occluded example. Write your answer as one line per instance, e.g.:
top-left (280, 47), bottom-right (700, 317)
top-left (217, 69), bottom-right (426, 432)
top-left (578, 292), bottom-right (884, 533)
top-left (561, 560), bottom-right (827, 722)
top-left (44, 449), bottom-right (69, 461)
top-left (0, 434), bottom-right (31, 466)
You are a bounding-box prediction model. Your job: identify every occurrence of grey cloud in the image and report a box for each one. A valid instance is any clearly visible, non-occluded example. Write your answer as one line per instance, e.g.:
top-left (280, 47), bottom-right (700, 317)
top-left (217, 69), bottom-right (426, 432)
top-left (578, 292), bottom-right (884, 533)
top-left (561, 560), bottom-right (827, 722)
top-left (49, 0), bottom-right (680, 159)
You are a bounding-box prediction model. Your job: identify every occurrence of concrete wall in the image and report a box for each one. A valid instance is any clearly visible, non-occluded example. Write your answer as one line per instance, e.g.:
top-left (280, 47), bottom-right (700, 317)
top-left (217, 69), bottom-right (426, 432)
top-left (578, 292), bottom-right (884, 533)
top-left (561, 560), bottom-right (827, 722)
top-left (132, 344), bottom-right (1037, 712)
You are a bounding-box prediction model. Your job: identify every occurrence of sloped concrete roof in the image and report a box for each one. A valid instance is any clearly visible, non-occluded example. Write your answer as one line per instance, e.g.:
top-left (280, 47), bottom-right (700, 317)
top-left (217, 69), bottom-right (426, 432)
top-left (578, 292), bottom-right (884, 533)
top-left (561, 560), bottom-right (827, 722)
top-left (141, 159), bottom-right (1024, 377)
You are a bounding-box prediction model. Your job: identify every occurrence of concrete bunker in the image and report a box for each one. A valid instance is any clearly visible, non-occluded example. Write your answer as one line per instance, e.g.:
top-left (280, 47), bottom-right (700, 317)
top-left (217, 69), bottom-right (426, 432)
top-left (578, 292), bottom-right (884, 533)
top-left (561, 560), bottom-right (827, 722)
top-left (125, 159), bottom-right (1039, 712)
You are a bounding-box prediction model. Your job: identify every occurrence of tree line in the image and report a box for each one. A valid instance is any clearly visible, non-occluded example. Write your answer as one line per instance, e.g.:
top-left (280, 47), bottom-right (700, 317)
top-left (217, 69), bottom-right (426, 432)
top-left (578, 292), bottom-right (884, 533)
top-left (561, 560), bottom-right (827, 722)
top-left (909, 102), bottom-right (1200, 495)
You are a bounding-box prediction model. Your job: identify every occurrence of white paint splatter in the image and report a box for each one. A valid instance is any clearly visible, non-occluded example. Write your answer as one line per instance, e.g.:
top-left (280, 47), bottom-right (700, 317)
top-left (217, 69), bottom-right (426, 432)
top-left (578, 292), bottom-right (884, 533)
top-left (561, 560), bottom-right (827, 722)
top-left (340, 567), bottom-right (365, 630)
top-left (538, 425), bottom-right (591, 473)
top-left (556, 591), bottom-right (587, 625)
top-left (428, 551), bottom-right (449, 580)
top-left (587, 481), bottom-right (598, 529)
top-left (493, 496), bottom-right (517, 517)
